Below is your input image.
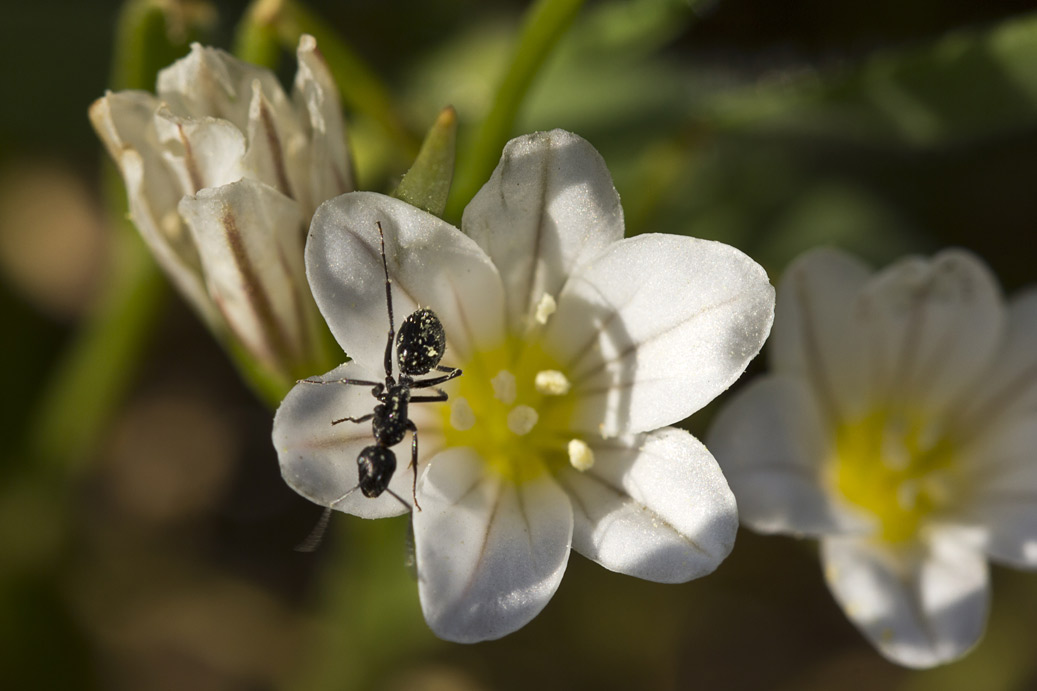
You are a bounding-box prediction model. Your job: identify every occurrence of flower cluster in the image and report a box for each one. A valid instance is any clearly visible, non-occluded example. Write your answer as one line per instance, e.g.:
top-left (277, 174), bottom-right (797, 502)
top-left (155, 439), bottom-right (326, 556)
top-left (708, 248), bottom-right (1037, 668)
top-left (90, 35), bottom-right (351, 382)
top-left (273, 130), bottom-right (775, 641)
top-left (86, 16), bottom-right (1037, 667)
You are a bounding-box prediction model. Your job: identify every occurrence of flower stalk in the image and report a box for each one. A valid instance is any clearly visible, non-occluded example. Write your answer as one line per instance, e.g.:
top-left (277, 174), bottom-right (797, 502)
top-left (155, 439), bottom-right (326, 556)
top-left (445, 0), bottom-right (587, 221)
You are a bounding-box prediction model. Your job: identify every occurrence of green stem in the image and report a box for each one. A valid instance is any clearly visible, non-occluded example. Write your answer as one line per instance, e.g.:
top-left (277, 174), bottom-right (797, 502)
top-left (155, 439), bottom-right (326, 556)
top-left (27, 169), bottom-right (167, 474)
top-left (233, 0), bottom-right (282, 68)
top-left (23, 0), bottom-right (205, 474)
top-left (111, 0), bottom-right (215, 90)
top-left (445, 0), bottom-right (586, 221)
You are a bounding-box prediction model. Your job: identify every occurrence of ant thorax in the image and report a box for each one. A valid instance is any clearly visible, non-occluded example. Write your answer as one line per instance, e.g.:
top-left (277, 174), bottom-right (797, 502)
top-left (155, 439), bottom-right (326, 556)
top-left (372, 384), bottom-right (411, 447)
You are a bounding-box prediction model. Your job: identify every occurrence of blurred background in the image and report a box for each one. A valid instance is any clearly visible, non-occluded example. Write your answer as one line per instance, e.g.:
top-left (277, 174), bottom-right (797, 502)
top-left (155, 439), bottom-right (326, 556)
top-left (3, 0), bottom-right (1037, 689)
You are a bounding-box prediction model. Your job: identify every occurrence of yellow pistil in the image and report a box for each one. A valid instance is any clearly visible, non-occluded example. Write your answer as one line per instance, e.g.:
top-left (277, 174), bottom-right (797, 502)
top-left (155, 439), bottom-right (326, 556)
top-left (441, 340), bottom-right (577, 484)
top-left (831, 408), bottom-right (958, 543)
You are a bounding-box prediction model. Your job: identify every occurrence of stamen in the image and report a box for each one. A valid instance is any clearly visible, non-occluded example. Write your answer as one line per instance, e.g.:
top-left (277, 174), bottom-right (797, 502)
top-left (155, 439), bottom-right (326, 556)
top-left (450, 397), bottom-right (476, 431)
top-left (507, 405), bottom-right (539, 435)
top-left (534, 293), bottom-right (557, 325)
top-left (535, 369), bottom-right (571, 396)
top-left (568, 438), bottom-right (595, 471)
top-left (491, 370), bottom-right (517, 404)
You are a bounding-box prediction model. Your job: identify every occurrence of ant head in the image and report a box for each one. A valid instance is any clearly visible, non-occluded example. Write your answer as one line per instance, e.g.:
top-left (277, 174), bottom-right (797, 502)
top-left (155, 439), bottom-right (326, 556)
top-left (396, 308), bottom-right (447, 375)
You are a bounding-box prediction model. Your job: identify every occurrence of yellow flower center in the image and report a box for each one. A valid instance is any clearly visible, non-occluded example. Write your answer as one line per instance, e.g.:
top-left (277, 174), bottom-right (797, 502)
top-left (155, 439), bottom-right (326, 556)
top-left (441, 338), bottom-right (580, 484)
top-left (831, 408), bottom-right (958, 543)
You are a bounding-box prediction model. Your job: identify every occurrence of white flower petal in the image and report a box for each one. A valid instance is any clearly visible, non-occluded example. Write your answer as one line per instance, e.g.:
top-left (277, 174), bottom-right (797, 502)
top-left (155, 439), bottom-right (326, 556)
top-left (462, 130), bottom-right (624, 332)
top-left (708, 375), bottom-right (870, 536)
top-left (547, 233), bottom-right (774, 435)
top-left (957, 415), bottom-right (1037, 568)
top-left (769, 247), bottom-right (874, 422)
top-left (305, 192), bottom-right (505, 368)
top-left (293, 34), bottom-right (353, 215)
top-left (242, 81), bottom-right (298, 200)
top-left (179, 178), bottom-right (309, 369)
top-left (89, 92), bottom-right (216, 326)
top-left (89, 91), bottom-right (184, 224)
top-left (958, 287), bottom-right (1037, 428)
top-left (558, 427), bottom-right (737, 582)
top-left (414, 448), bottom-right (573, 642)
top-left (157, 42), bottom-right (290, 132)
top-left (272, 362), bottom-right (439, 519)
top-left (860, 250), bottom-right (1004, 415)
top-left (821, 531), bottom-right (989, 668)
top-left (154, 107), bottom-right (247, 193)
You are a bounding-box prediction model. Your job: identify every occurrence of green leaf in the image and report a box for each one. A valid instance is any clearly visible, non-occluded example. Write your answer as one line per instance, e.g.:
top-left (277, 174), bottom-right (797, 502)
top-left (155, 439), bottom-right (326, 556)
top-left (393, 107), bottom-right (458, 218)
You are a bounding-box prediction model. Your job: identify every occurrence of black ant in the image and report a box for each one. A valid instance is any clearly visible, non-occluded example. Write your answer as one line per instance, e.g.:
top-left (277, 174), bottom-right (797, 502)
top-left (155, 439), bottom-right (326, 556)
top-left (296, 221), bottom-right (461, 550)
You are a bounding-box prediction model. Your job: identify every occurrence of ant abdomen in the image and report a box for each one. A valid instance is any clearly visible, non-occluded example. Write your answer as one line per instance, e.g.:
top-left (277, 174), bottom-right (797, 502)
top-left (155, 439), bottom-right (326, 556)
top-left (358, 445), bottom-right (397, 497)
top-left (397, 308), bottom-right (447, 376)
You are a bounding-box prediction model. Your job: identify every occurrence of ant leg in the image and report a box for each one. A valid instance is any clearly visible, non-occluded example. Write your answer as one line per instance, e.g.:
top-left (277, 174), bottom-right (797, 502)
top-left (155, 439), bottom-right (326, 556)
top-left (299, 377), bottom-right (381, 387)
top-left (331, 413), bottom-right (374, 426)
top-left (410, 367), bottom-right (463, 389)
top-left (384, 488), bottom-right (412, 512)
top-left (376, 221), bottom-right (396, 380)
top-left (410, 389), bottom-right (448, 403)
top-left (407, 421), bottom-right (422, 511)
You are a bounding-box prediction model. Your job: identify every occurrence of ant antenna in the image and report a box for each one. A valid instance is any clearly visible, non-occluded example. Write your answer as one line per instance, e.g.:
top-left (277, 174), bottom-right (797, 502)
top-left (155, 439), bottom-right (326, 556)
top-left (377, 221), bottom-right (395, 381)
top-left (293, 483), bottom-right (412, 553)
top-left (295, 507), bottom-right (334, 553)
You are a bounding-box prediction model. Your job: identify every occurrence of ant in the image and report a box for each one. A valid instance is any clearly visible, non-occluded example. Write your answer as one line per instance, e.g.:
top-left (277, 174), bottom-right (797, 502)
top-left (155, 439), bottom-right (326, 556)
top-left (296, 221), bottom-right (461, 550)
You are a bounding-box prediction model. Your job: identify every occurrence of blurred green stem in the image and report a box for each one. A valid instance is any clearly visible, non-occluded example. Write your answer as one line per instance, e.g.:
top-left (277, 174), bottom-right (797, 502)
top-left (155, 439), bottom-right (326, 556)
top-left (24, 0), bottom-right (206, 473)
top-left (445, 0), bottom-right (586, 221)
top-left (244, 0), bottom-right (420, 158)
top-left (28, 178), bottom-right (166, 473)
top-left (286, 517), bottom-right (438, 691)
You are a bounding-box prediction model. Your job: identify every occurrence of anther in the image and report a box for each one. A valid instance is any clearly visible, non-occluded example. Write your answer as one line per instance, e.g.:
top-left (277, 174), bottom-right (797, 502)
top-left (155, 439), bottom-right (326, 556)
top-left (492, 370), bottom-right (517, 405)
top-left (507, 405), bottom-right (539, 435)
top-left (535, 369), bottom-right (570, 396)
top-left (568, 438), bottom-right (595, 471)
top-left (451, 397), bottom-right (476, 431)
top-left (534, 293), bottom-right (557, 325)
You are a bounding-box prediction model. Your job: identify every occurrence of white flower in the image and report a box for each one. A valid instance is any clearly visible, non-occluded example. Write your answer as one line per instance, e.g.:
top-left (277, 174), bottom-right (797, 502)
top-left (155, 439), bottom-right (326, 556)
top-left (273, 130), bottom-right (775, 642)
top-left (708, 247), bottom-right (1037, 668)
top-left (89, 35), bottom-right (352, 378)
